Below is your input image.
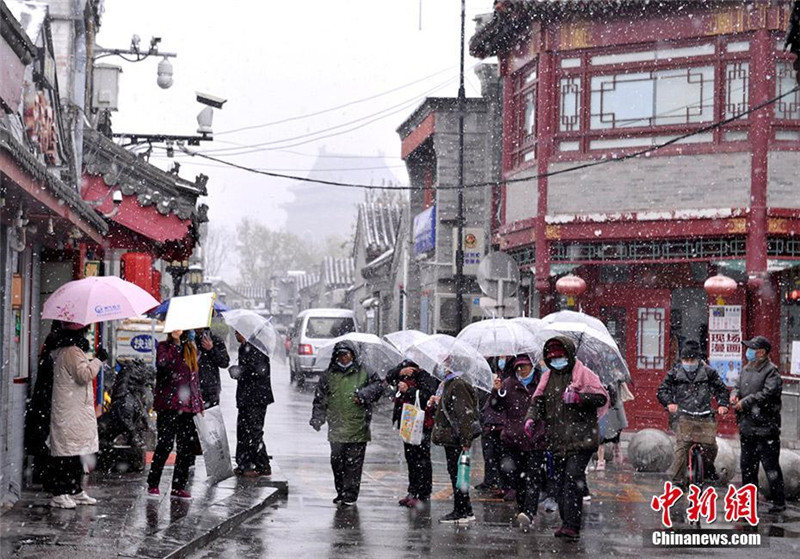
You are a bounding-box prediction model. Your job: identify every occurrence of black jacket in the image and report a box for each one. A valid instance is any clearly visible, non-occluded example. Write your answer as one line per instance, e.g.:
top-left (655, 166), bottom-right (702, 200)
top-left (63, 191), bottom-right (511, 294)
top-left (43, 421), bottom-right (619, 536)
top-left (733, 358), bottom-right (782, 437)
top-left (198, 332), bottom-right (230, 408)
top-left (237, 342), bottom-right (273, 408)
top-left (385, 360), bottom-right (439, 428)
top-left (657, 361), bottom-right (730, 418)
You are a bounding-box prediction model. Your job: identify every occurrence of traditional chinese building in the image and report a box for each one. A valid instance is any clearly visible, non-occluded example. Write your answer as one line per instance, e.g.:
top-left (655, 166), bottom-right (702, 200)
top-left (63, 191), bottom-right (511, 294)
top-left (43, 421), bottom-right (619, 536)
top-left (471, 0), bottom-right (800, 435)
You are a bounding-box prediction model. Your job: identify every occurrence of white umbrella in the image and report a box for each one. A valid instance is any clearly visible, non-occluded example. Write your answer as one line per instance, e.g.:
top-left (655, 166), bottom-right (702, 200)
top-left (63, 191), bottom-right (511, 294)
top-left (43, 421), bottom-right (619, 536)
top-left (404, 334), bottom-right (493, 392)
top-left (383, 329), bottom-right (429, 353)
top-left (315, 332), bottom-right (403, 376)
top-left (457, 318), bottom-right (541, 360)
top-left (221, 309), bottom-right (279, 357)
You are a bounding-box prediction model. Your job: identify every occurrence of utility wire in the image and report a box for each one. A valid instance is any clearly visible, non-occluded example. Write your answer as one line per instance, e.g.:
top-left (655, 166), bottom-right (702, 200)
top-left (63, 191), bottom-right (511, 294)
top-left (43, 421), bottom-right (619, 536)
top-left (179, 84), bottom-right (800, 191)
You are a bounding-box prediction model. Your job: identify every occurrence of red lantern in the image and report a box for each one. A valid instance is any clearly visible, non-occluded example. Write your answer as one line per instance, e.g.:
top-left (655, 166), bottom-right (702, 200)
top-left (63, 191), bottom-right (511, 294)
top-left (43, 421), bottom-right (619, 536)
top-left (790, 289), bottom-right (800, 301)
top-left (704, 274), bottom-right (737, 304)
top-left (556, 274), bottom-right (587, 308)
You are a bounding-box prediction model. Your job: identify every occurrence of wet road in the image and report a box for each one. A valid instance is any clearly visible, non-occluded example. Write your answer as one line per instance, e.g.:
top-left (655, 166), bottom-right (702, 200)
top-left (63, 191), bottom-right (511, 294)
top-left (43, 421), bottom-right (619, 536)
top-left (195, 360), bottom-right (800, 558)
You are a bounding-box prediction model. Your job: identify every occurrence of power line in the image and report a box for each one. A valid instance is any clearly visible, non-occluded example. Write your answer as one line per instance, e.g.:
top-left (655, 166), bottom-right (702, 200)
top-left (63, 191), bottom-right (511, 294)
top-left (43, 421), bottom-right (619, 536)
top-left (179, 84), bottom-right (799, 191)
top-left (216, 65), bottom-right (456, 136)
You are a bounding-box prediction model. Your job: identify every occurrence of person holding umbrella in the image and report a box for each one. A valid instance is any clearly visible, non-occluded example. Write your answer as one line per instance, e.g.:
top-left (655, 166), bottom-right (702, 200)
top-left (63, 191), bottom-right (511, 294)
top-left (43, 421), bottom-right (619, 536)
top-left (385, 359), bottom-right (439, 508)
top-left (147, 329), bottom-right (204, 500)
top-left (309, 340), bottom-right (383, 506)
top-left (196, 327), bottom-right (230, 409)
top-left (233, 330), bottom-right (274, 477)
top-left (526, 336), bottom-right (609, 540)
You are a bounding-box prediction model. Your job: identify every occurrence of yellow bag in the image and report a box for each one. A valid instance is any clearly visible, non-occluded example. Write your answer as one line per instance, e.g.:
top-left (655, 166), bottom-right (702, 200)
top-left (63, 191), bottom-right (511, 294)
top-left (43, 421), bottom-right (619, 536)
top-left (399, 392), bottom-right (425, 446)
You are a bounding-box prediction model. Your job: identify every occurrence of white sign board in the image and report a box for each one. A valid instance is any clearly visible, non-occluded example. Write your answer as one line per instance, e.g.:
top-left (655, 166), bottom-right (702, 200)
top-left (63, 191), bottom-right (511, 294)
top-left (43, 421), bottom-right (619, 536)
top-left (162, 292), bottom-right (216, 333)
top-left (708, 305), bottom-right (742, 387)
top-left (791, 341), bottom-right (800, 376)
top-left (453, 228), bottom-right (484, 276)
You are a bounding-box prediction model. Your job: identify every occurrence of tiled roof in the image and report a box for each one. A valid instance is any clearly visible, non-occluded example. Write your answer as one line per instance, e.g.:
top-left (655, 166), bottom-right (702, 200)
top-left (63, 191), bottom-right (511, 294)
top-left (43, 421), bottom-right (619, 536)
top-left (297, 272), bottom-right (320, 291)
top-left (358, 203), bottom-right (402, 262)
top-left (322, 257), bottom-right (355, 288)
top-left (234, 284), bottom-right (268, 299)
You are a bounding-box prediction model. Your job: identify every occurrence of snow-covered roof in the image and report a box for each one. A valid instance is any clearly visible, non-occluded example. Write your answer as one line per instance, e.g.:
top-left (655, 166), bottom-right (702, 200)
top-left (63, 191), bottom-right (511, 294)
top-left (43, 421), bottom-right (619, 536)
top-left (5, 0), bottom-right (47, 45)
top-left (297, 272), bottom-right (320, 291)
top-left (358, 202), bottom-right (402, 261)
top-left (322, 256), bottom-right (355, 288)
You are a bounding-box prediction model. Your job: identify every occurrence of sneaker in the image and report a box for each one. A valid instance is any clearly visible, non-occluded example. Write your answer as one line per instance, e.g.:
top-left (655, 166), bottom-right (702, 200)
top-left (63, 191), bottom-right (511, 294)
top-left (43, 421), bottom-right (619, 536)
top-left (439, 511), bottom-right (475, 524)
top-left (516, 511), bottom-right (533, 528)
top-left (398, 494), bottom-right (413, 507)
top-left (543, 497), bottom-right (558, 512)
top-left (340, 500), bottom-right (357, 507)
top-left (768, 504), bottom-right (786, 514)
top-left (502, 489), bottom-right (517, 501)
top-left (555, 526), bottom-right (580, 541)
top-left (256, 466), bottom-right (272, 477)
top-left (50, 494), bottom-right (76, 509)
top-left (583, 494), bottom-right (591, 502)
top-left (475, 482), bottom-right (498, 492)
top-left (72, 491), bottom-right (97, 505)
top-left (147, 487), bottom-right (161, 499)
top-left (170, 488), bottom-right (192, 500)
top-left (242, 470), bottom-right (260, 478)
top-left (233, 467), bottom-right (245, 476)
top-left (405, 497), bottom-right (421, 508)
top-left (332, 495), bottom-right (343, 504)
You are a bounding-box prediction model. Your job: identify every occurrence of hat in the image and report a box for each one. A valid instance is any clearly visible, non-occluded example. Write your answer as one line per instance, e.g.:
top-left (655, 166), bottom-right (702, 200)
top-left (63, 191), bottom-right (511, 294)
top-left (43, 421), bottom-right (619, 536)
top-left (63, 321), bottom-right (87, 331)
top-left (543, 342), bottom-right (567, 359)
top-left (680, 340), bottom-right (703, 360)
top-left (742, 336), bottom-right (771, 353)
top-left (334, 347), bottom-right (354, 357)
top-left (512, 355), bottom-right (533, 369)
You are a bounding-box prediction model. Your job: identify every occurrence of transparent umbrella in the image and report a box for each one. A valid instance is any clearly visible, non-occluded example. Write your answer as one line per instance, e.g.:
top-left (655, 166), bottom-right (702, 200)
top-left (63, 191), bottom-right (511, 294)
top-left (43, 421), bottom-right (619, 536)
top-left (457, 318), bottom-right (541, 360)
top-left (536, 310), bottom-right (631, 384)
top-left (315, 332), bottom-right (403, 376)
top-left (221, 309), bottom-right (279, 357)
top-left (404, 334), bottom-right (493, 392)
top-left (383, 329), bottom-right (429, 353)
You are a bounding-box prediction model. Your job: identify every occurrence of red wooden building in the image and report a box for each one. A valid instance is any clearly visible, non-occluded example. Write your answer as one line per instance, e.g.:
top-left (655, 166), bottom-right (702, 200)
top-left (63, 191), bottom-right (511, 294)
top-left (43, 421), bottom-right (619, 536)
top-left (471, 0), bottom-right (800, 434)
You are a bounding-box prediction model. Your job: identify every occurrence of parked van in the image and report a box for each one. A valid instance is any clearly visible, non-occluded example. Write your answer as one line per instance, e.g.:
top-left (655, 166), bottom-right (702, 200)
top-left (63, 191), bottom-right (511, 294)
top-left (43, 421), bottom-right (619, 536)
top-left (288, 308), bottom-right (358, 385)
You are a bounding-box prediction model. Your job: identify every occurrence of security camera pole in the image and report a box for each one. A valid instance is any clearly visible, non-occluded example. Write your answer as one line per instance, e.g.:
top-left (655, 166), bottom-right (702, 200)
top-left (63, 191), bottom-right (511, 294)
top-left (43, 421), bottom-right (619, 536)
top-left (454, 0), bottom-right (467, 333)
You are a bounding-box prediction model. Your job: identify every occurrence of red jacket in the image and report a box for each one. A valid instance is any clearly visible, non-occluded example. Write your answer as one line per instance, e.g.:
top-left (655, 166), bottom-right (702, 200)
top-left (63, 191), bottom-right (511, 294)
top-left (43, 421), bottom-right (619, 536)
top-left (154, 340), bottom-right (203, 414)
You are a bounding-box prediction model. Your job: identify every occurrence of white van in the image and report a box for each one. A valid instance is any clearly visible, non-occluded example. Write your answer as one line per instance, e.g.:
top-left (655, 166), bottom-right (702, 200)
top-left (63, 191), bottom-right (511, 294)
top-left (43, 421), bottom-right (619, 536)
top-left (288, 308), bottom-right (358, 385)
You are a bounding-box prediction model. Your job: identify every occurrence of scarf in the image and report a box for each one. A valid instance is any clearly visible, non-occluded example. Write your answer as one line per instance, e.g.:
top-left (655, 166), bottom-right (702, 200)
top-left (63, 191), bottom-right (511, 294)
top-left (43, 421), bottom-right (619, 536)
top-left (534, 358), bottom-right (610, 419)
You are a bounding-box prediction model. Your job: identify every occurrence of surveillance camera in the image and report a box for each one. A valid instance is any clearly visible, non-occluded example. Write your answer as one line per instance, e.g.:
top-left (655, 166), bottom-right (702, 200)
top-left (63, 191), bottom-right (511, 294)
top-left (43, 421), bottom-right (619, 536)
top-left (112, 190), bottom-right (123, 205)
top-left (196, 92), bottom-right (227, 109)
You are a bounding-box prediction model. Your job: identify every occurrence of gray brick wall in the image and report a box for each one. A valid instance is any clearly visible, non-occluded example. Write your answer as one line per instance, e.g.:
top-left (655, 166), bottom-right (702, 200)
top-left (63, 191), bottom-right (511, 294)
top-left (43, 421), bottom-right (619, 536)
top-left (768, 151), bottom-right (800, 208)
top-left (505, 169), bottom-right (538, 223)
top-left (547, 153), bottom-right (751, 215)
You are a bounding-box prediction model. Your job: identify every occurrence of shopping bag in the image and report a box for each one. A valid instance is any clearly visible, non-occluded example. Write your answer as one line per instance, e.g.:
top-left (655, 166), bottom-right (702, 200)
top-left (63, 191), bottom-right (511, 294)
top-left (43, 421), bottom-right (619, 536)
top-left (398, 392), bottom-right (425, 446)
top-left (193, 406), bottom-right (234, 484)
top-left (619, 382), bottom-right (635, 403)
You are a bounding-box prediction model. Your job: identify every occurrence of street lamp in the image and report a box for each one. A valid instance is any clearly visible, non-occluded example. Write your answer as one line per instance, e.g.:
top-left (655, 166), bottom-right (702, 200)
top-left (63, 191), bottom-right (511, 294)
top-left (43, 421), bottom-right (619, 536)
top-left (454, 0), bottom-right (467, 333)
top-left (165, 259), bottom-right (189, 297)
top-left (186, 263), bottom-right (205, 294)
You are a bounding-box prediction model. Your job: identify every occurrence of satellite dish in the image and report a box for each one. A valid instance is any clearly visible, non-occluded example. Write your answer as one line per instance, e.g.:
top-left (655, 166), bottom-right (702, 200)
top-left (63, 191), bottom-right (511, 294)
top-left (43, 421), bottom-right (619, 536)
top-left (477, 251), bottom-right (520, 300)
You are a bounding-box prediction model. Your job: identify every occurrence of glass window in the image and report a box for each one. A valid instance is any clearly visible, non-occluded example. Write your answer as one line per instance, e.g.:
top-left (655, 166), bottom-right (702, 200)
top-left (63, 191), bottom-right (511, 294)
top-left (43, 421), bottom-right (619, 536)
top-left (559, 77), bottom-right (581, 132)
top-left (776, 61), bottom-right (800, 120)
top-left (590, 66), bottom-right (715, 129)
top-left (304, 317), bottom-right (355, 338)
top-left (590, 44), bottom-right (714, 66)
top-left (726, 41), bottom-right (750, 52)
top-left (560, 141), bottom-right (580, 151)
top-left (637, 307), bottom-right (666, 370)
top-left (561, 57), bottom-right (581, 68)
top-left (725, 62), bottom-right (749, 119)
top-left (776, 130), bottom-right (800, 141)
top-left (523, 89), bottom-right (536, 139)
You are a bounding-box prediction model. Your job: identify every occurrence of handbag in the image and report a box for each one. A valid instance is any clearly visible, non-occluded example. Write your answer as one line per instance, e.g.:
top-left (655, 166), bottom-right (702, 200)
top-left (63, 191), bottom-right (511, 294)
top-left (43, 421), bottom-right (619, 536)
top-left (399, 392), bottom-right (425, 446)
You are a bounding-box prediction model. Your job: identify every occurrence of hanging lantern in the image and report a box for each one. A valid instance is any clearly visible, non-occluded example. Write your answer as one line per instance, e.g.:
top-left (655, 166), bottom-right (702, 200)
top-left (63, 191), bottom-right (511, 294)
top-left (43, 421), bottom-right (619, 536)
top-left (556, 274), bottom-right (587, 308)
top-left (704, 274), bottom-right (737, 305)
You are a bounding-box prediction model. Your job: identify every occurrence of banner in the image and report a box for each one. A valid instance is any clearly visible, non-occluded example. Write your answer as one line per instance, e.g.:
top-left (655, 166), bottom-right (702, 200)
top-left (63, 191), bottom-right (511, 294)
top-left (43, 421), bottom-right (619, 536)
top-left (708, 305), bottom-right (742, 387)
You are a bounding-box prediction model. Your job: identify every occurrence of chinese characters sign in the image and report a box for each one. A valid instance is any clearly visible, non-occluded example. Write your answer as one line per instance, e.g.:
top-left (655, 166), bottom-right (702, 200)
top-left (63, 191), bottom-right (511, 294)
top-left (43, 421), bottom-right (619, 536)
top-left (708, 305), bottom-right (742, 387)
top-left (651, 482), bottom-right (759, 528)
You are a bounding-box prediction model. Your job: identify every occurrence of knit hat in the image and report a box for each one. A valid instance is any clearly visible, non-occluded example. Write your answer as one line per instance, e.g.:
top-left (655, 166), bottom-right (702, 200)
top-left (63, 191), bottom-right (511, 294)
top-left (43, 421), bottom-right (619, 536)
top-left (680, 340), bottom-right (703, 360)
top-left (512, 355), bottom-right (533, 369)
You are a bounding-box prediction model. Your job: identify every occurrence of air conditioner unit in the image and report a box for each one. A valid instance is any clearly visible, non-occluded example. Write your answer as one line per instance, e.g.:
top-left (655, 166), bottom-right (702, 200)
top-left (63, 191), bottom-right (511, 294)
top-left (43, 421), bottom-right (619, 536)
top-left (434, 293), bottom-right (482, 332)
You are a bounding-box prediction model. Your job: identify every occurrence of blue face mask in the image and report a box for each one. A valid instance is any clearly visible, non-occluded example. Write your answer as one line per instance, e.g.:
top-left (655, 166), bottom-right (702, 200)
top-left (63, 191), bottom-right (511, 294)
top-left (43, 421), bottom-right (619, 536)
top-left (745, 348), bottom-right (757, 362)
top-left (187, 330), bottom-right (196, 342)
top-left (497, 358), bottom-right (506, 370)
top-left (517, 372), bottom-right (534, 386)
top-left (549, 357), bottom-right (569, 371)
top-left (682, 361), bottom-right (699, 373)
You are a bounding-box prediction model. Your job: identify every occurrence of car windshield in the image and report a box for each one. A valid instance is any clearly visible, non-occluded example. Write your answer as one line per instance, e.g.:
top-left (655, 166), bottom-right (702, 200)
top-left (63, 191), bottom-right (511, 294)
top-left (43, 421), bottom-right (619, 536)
top-left (305, 317), bottom-right (355, 339)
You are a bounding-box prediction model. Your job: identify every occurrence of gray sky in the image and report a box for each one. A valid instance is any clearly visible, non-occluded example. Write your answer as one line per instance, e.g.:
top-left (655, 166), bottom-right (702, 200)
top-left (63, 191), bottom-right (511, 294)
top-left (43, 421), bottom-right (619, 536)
top-left (96, 0), bottom-right (493, 237)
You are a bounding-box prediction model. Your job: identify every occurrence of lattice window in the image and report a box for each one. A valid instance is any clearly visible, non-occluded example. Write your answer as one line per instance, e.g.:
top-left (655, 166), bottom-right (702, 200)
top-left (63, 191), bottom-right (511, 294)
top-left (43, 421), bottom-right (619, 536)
top-left (559, 76), bottom-right (581, 132)
top-left (511, 64), bottom-right (538, 167)
top-left (637, 308), bottom-right (666, 370)
top-left (725, 62), bottom-right (749, 119)
top-left (590, 66), bottom-right (715, 130)
top-left (775, 61), bottom-right (800, 120)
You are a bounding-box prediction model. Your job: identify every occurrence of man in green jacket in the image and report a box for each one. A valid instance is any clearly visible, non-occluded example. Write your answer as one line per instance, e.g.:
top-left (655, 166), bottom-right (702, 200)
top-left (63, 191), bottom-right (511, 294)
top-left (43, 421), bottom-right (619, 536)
top-left (310, 340), bottom-right (383, 506)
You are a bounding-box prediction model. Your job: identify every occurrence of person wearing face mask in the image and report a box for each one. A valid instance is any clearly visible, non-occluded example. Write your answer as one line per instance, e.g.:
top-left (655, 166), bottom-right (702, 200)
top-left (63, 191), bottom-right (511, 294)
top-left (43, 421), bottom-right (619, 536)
top-left (525, 337), bottom-right (609, 541)
top-left (310, 340), bottom-right (383, 506)
top-left (731, 336), bottom-right (785, 514)
top-left (657, 340), bottom-right (730, 489)
top-left (490, 355), bottom-right (547, 528)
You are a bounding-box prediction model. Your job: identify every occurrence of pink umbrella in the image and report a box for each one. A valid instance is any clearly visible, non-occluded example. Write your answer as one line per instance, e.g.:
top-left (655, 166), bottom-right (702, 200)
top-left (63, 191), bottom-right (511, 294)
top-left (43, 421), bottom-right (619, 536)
top-left (42, 276), bottom-right (160, 326)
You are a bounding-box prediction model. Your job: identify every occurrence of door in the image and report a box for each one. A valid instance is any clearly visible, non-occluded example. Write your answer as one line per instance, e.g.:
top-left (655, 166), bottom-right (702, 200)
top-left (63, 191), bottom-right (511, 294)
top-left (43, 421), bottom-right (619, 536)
top-left (592, 288), bottom-right (672, 431)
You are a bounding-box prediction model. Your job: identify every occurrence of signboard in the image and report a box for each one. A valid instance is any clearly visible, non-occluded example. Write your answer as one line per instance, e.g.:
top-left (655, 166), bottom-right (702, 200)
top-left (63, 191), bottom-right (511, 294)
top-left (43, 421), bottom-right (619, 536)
top-left (413, 206), bottom-right (436, 255)
top-left (708, 305), bottom-right (742, 387)
top-left (791, 341), bottom-right (800, 376)
top-left (453, 227), bottom-right (484, 276)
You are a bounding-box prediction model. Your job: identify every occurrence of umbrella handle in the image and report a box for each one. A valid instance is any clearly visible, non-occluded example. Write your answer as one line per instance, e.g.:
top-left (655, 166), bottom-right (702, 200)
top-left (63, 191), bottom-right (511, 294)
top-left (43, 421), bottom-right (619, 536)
top-left (498, 389), bottom-right (507, 398)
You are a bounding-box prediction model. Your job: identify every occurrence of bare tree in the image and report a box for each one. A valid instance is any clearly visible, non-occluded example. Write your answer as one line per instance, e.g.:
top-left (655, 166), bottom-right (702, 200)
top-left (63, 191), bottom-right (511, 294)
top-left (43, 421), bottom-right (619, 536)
top-left (203, 225), bottom-right (233, 278)
top-left (235, 218), bottom-right (320, 284)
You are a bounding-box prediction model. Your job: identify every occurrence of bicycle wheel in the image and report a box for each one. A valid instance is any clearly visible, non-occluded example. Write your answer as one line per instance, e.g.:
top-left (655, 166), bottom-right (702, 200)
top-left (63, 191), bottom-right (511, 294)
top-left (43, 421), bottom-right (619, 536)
top-left (688, 444), bottom-right (704, 486)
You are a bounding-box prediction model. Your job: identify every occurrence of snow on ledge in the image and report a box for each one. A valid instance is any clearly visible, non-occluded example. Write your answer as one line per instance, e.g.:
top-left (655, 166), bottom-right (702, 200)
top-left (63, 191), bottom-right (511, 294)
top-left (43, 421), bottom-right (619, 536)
top-left (545, 208), bottom-right (746, 224)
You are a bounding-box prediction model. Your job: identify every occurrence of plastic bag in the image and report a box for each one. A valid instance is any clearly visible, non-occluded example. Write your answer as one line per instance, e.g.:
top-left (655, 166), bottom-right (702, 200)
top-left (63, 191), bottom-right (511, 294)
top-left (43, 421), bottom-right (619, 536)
top-left (399, 392), bottom-right (425, 446)
top-left (193, 406), bottom-right (234, 484)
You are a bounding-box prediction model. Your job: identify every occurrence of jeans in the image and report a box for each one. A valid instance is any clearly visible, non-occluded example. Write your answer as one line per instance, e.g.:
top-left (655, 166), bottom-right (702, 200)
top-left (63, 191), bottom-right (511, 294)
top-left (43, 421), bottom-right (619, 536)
top-left (740, 433), bottom-right (785, 507)
top-left (444, 446), bottom-right (473, 516)
top-left (553, 450), bottom-right (593, 531)
top-left (403, 430), bottom-right (432, 499)
top-left (236, 403), bottom-right (270, 471)
top-left (147, 410), bottom-right (196, 491)
top-left (45, 456), bottom-right (83, 496)
top-left (507, 449), bottom-right (545, 516)
top-left (330, 442), bottom-right (367, 502)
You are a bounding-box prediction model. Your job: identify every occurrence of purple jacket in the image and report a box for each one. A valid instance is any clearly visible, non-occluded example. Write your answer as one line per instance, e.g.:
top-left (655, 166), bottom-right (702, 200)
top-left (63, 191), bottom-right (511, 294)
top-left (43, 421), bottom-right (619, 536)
top-left (154, 340), bottom-right (204, 414)
top-left (490, 374), bottom-right (546, 452)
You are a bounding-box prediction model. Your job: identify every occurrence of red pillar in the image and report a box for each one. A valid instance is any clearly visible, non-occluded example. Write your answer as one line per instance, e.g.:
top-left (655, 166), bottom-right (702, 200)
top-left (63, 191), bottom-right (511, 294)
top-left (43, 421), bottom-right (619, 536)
top-left (746, 28), bottom-right (775, 339)
top-left (534, 30), bottom-right (555, 308)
